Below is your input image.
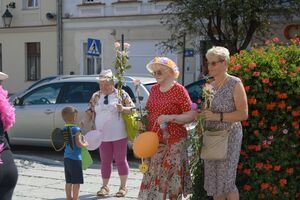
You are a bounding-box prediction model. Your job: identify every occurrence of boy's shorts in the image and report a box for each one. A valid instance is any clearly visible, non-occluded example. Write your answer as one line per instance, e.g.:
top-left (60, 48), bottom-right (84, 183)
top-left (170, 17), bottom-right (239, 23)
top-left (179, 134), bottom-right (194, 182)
top-left (64, 158), bottom-right (83, 184)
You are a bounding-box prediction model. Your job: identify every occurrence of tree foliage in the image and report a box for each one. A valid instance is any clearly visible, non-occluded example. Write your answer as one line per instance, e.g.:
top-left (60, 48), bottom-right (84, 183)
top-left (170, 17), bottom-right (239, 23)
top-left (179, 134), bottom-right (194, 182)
top-left (161, 0), bottom-right (300, 54)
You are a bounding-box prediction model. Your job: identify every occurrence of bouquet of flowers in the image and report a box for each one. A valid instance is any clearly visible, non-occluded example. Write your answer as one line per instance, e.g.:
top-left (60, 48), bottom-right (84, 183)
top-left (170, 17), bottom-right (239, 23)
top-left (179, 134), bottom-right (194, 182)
top-left (196, 83), bottom-right (215, 135)
top-left (113, 42), bottom-right (131, 97)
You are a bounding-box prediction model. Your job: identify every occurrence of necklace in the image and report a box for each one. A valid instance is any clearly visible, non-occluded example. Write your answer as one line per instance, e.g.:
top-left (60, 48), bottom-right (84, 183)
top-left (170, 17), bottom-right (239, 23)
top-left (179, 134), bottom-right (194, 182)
top-left (214, 74), bottom-right (229, 91)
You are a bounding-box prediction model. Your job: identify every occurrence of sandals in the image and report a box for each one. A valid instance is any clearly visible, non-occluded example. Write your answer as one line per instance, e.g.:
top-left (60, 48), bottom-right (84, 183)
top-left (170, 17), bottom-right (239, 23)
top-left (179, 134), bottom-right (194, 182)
top-left (115, 187), bottom-right (128, 198)
top-left (96, 186), bottom-right (110, 196)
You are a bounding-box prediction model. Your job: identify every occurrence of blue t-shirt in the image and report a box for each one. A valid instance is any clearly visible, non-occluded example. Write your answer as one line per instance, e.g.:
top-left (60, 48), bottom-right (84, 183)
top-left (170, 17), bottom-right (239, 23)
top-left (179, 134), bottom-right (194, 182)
top-left (63, 125), bottom-right (82, 161)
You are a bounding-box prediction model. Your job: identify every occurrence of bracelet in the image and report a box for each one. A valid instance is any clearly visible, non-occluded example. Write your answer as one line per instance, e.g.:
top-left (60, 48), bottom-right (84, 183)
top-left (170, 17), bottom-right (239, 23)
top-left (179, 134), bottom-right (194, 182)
top-left (220, 112), bottom-right (224, 122)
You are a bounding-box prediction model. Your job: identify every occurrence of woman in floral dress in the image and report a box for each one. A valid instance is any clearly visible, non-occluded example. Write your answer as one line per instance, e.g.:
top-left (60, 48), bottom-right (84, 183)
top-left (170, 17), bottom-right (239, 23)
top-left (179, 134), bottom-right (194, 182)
top-left (202, 46), bottom-right (248, 200)
top-left (138, 57), bottom-right (197, 200)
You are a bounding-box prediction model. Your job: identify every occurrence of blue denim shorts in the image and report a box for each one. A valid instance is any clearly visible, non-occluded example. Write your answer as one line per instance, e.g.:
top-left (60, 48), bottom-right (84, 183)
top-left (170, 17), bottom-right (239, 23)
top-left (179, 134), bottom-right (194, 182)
top-left (64, 158), bottom-right (83, 184)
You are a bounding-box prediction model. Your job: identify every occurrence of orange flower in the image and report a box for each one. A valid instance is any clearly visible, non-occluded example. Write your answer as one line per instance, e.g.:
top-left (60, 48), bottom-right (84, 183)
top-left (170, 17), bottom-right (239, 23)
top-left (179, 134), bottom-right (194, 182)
top-left (254, 130), bottom-right (259, 137)
top-left (238, 163), bottom-right (243, 170)
top-left (276, 92), bottom-right (288, 99)
top-left (252, 71), bottom-right (260, 77)
top-left (248, 62), bottom-right (256, 69)
top-left (255, 145), bottom-right (261, 152)
top-left (292, 111), bottom-right (300, 117)
top-left (264, 163), bottom-right (273, 170)
top-left (262, 78), bottom-right (270, 84)
top-left (255, 162), bottom-right (264, 169)
top-left (232, 65), bottom-right (242, 71)
top-left (266, 102), bottom-right (276, 110)
top-left (251, 110), bottom-right (259, 117)
top-left (270, 125), bottom-right (278, 132)
top-left (279, 58), bottom-right (286, 65)
top-left (292, 121), bottom-right (299, 129)
top-left (278, 101), bottom-right (286, 109)
top-left (296, 66), bottom-right (300, 73)
top-left (243, 184), bottom-right (252, 191)
top-left (243, 169), bottom-right (251, 176)
top-left (248, 97), bottom-right (257, 105)
top-left (240, 150), bottom-right (247, 156)
top-left (244, 86), bottom-right (251, 92)
top-left (261, 183), bottom-right (270, 190)
top-left (279, 179), bottom-right (287, 186)
top-left (286, 168), bottom-right (294, 174)
top-left (242, 121), bottom-right (249, 126)
top-left (274, 165), bottom-right (281, 171)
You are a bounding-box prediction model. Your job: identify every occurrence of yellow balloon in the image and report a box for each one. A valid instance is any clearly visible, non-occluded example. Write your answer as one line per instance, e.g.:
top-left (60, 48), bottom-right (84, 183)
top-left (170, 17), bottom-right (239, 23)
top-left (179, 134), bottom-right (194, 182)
top-left (133, 131), bottom-right (159, 158)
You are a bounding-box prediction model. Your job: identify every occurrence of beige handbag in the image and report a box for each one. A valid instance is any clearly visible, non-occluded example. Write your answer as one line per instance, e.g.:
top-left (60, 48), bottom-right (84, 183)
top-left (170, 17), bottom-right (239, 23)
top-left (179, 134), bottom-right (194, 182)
top-left (200, 129), bottom-right (230, 160)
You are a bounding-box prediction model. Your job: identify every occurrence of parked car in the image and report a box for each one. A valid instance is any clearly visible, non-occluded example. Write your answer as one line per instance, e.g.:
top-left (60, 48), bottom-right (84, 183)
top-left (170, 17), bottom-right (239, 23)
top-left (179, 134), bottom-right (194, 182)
top-left (8, 75), bottom-right (156, 147)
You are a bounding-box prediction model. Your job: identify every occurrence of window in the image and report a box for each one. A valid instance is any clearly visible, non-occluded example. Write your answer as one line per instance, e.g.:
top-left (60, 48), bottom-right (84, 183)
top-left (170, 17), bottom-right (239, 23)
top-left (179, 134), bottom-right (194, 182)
top-left (26, 42), bottom-right (41, 81)
top-left (23, 83), bottom-right (62, 105)
top-left (0, 44), bottom-right (2, 72)
top-left (83, 43), bottom-right (102, 75)
top-left (61, 82), bottom-right (99, 103)
top-left (25, 0), bottom-right (38, 9)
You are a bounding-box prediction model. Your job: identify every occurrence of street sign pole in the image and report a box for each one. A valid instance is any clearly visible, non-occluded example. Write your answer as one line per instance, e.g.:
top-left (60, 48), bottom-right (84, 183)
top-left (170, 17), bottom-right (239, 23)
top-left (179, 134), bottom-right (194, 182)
top-left (182, 32), bottom-right (186, 85)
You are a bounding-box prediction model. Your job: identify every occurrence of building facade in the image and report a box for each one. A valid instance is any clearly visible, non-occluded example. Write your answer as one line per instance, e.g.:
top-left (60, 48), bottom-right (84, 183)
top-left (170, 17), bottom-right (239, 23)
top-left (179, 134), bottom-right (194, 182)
top-left (0, 0), bottom-right (57, 93)
top-left (1, 0), bottom-right (199, 93)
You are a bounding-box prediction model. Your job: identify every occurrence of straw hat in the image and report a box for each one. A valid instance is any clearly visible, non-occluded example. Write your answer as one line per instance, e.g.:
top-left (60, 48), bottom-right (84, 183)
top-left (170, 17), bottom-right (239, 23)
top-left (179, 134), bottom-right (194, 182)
top-left (0, 72), bottom-right (9, 81)
top-left (146, 57), bottom-right (180, 78)
top-left (96, 69), bottom-right (114, 81)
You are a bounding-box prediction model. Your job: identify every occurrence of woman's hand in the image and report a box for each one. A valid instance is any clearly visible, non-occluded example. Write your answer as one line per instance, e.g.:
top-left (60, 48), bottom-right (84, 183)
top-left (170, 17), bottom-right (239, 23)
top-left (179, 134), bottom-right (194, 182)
top-left (116, 104), bottom-right (123, 113)
top-left (202, 110), bottom-right (219, 121)
top-left (157, 115), bottom-right (174, 125)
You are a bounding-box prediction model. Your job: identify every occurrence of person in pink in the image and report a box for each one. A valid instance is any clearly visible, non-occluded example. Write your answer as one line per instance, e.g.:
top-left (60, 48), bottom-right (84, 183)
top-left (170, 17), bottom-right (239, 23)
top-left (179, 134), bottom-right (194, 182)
top-left (138, 57), bottom-right (197, 200)
top-left (80, 69), bottom-right (135, 198)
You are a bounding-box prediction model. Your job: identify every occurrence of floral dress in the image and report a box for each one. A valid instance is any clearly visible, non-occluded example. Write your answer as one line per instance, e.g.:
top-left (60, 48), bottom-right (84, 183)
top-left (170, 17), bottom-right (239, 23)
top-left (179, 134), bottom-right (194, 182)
top-left (138, 82), bottom-right (192, 200)
top-left (204, 76), bottom-right (243, 196)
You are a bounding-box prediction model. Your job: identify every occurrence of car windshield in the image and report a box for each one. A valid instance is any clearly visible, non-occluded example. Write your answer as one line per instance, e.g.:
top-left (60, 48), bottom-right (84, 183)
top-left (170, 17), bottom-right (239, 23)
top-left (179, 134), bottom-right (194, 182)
top-left (143, 83), bottom-right (156, 92)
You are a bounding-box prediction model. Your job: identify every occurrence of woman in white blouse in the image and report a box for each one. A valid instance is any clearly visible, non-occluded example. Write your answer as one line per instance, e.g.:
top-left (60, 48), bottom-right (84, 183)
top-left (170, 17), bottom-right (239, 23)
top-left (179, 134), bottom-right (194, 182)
top-left (81, 69), bottom-right (135, 198)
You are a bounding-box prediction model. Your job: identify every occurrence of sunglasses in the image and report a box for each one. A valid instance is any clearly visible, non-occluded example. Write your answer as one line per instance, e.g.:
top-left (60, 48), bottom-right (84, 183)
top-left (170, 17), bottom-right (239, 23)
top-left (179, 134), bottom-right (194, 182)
top-left (103, 95), bottom-right (109, 105)
top-left (207, 60), bottom-right (224, 67)
top-left (151, 69), bottom-right (167, 76)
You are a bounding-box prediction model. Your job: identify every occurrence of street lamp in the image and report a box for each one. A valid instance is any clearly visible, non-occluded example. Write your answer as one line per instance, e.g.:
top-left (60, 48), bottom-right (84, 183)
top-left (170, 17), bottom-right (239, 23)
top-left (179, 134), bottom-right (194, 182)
top-left (2, 2), bottom-right (15, 28)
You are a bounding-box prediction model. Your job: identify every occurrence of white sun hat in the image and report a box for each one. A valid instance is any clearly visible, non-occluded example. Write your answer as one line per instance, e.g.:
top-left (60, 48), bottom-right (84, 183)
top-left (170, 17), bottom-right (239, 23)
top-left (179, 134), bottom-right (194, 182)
top-left (96, 69), bottom-right (114, 81)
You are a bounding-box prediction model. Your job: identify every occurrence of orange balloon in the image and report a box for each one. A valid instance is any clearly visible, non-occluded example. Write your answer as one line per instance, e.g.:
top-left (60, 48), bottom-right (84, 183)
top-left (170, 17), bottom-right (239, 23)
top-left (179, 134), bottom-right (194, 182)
top-left (133, 131), bottom-right (159, 158)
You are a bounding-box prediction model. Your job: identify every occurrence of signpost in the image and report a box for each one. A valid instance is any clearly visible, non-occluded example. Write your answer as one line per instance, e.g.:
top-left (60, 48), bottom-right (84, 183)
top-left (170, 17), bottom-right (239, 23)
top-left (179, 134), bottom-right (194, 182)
top-left (87, 38), bottom-right (101, 74)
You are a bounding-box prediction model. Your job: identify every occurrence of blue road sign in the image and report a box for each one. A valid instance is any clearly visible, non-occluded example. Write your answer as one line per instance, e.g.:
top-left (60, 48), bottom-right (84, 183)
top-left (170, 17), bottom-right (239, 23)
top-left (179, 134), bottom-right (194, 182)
top-left (184, 49), bottom-right (194, 57)
top-left (87, 38), bottom-right (101, 56)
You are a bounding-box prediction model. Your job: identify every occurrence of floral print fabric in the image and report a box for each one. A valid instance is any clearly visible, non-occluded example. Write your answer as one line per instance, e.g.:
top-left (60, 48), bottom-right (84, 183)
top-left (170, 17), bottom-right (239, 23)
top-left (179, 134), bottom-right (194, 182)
top-left (204, 76), bottom-right (243, 196)
top-left (138, 140), bottom-right (192, 199)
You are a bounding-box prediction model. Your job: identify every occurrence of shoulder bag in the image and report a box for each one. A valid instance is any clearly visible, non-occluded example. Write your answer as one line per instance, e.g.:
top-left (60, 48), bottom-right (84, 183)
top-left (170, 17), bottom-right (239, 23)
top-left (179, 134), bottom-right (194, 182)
top-left (200, 129), bottom-right (230, 160)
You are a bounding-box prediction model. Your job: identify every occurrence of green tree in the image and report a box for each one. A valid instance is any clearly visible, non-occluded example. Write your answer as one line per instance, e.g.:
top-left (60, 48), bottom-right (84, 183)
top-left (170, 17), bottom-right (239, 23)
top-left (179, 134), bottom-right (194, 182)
top-left (161, 0), bottom-right (300, 54)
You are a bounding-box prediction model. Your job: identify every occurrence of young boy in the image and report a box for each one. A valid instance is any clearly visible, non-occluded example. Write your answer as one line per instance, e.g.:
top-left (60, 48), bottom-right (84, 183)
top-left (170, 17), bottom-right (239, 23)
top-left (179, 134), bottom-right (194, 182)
top-left (61, 106), bottom-right (88, 200)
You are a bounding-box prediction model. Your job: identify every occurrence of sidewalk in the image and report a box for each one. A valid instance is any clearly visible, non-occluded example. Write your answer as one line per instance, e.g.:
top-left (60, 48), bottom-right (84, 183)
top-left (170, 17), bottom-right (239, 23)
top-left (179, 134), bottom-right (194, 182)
top-left (13, 155), bottom-right (143, 200)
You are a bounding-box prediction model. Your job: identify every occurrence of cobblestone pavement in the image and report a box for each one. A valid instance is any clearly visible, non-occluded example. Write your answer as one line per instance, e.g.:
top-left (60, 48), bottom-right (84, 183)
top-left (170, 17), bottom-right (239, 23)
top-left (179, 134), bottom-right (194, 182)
top-left (13, 155), bottom-right (143, 200)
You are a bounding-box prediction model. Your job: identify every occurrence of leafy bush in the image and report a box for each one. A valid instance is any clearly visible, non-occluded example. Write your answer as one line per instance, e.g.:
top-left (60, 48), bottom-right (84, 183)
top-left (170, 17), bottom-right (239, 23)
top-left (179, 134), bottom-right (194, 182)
top-left (189, 38), bottom-right (300, 199)
top-left (230, 38), bottom-right (300, 199)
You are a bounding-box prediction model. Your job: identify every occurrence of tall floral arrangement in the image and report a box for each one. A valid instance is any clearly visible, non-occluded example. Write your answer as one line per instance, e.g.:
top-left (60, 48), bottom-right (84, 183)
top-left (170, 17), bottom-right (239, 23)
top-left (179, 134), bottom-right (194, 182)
top-left (113, 42), bottom-right (131, 98)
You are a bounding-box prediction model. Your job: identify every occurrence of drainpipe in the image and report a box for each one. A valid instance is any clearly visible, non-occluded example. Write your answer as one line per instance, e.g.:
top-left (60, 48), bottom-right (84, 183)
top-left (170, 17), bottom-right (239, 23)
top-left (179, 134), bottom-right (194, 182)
top-left (57, 0), bottom-right (63, 75)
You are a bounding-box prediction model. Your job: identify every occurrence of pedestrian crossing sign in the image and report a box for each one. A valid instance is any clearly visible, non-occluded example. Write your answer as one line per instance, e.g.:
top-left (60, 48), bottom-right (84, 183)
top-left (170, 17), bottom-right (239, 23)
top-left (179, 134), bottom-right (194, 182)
top-left (87, 38), bottom-right (101, 56)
